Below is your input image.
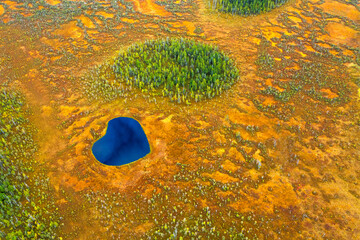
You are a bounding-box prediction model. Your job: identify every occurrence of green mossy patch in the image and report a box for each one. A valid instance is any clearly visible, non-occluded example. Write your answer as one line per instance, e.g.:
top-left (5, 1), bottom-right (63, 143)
top-left (112, 38), bottom-right (239, 103)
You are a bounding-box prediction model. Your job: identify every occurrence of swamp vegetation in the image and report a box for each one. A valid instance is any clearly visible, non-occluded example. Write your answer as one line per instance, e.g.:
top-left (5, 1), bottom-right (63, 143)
top-left (0, 0), bottom-right (359, 239)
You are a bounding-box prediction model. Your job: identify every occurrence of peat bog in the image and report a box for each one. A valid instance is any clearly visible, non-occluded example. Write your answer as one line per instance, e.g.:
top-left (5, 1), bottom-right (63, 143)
top-left (0, 0), bottom-right (359, 239)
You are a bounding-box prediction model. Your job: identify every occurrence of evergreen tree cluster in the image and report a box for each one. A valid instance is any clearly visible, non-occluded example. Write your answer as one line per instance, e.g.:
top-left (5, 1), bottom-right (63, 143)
top-left (210, 0), bottom-right (288, 16)
top-left (112, 38), bottom-right (239, 103)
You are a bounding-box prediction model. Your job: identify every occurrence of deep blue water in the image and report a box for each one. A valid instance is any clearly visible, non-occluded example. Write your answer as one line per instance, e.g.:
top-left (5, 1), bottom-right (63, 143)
top-left (92, 117), bottom-right (150, 166)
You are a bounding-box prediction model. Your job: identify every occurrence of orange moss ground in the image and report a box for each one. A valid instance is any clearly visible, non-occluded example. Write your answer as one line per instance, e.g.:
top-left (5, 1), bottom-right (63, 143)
top-left (0, 0), bottom-right (359, 239)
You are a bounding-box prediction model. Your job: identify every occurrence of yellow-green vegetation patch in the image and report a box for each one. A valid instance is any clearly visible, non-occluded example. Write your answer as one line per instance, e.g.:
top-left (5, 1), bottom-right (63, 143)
top-left (85, 38), bottom-right (239, 103)
top-left (209, 0), bottom-right (289, 16)
top-left (0, 89), bottom-right (61, 239)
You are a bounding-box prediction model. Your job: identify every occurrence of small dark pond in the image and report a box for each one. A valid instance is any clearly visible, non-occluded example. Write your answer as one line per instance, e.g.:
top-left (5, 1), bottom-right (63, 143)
top-left (92, 117), bottom-right (150, 166)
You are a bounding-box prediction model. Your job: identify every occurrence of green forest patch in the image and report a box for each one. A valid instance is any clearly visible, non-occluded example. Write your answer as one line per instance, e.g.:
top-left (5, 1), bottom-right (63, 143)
top-left (209, 0), bottom-right (289, 16)
top-left (0, 89), bottom-right (61, 239)
top-left (103, 38), bottom-right (239, 104)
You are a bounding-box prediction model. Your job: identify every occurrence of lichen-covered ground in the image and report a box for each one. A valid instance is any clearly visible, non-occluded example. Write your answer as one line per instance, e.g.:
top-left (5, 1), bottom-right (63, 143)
top-left (0, 0), bottom-right (359, 239)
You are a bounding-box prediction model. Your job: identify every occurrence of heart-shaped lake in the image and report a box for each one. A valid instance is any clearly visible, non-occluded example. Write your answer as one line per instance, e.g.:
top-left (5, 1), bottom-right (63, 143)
top-left (92, 117), bottom-right (150, 166)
